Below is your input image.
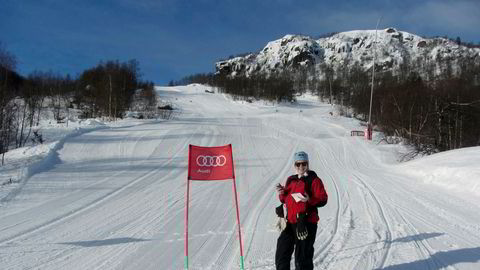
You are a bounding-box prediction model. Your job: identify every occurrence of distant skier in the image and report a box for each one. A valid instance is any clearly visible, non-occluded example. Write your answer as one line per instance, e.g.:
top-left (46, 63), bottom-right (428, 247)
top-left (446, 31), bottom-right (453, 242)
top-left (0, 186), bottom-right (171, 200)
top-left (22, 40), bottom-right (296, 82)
top-left (275, 151), bottom-right (328, 270)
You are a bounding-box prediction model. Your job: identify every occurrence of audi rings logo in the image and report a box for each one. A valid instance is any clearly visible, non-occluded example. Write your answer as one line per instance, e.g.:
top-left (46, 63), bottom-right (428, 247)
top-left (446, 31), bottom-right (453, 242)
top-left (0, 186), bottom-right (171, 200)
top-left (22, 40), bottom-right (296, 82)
top-left (196, 155), bottom-right (227, 167)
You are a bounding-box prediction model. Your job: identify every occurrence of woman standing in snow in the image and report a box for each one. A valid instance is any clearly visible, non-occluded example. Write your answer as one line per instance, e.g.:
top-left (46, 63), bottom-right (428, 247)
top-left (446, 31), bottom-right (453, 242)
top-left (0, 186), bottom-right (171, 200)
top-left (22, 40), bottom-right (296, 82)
top-left (275, 151), bottom-right (328, 270)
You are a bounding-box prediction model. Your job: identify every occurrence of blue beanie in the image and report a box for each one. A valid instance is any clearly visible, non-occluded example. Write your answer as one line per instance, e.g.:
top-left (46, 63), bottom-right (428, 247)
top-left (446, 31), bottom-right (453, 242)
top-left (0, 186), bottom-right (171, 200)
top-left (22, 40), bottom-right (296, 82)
top-left (294, 151), bottom-right (309, 162)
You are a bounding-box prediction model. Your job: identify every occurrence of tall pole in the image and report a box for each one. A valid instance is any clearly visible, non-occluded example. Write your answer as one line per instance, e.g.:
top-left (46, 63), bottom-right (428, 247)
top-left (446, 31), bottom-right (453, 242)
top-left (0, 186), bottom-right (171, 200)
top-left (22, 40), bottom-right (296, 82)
top-left (232, 177), bottom-right (245, 270)
top-left (184, 179), bottom-right (190, 269)
top-left (368, 16), bottom-right (382, 140)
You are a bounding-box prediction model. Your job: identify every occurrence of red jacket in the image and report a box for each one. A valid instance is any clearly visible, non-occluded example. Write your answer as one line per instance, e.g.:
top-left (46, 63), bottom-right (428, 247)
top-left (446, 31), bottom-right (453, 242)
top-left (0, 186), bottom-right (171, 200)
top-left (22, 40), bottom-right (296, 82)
top-left (278, 170), bottom-right (328, 224)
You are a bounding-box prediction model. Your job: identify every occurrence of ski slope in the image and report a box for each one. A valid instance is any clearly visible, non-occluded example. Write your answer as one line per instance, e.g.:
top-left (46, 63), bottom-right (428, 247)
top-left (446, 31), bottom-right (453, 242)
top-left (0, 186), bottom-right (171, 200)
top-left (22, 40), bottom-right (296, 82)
top-left (1, 84), bottom-right (479, 270)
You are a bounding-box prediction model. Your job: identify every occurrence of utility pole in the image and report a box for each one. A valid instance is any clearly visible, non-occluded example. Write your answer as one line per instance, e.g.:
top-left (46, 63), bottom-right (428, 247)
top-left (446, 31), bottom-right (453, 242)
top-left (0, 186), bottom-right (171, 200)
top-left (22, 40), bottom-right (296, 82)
top-left (367, 16), bottom-right (382, 140)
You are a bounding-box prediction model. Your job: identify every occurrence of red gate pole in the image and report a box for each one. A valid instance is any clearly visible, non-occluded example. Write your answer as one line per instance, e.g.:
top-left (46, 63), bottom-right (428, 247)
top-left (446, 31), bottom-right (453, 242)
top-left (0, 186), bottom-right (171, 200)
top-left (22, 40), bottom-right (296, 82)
top-left (184, 179), bottom-right (190, 269)
top-left (232, 177), bottom-right (245, 270)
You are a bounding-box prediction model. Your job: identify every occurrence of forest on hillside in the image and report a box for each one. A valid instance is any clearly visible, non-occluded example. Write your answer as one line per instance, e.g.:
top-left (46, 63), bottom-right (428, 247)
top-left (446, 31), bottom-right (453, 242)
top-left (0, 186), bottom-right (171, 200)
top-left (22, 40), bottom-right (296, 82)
top-left (0, 43), bottom-right (157, 164)
top-left (180, 55), bottom-right (480, 157)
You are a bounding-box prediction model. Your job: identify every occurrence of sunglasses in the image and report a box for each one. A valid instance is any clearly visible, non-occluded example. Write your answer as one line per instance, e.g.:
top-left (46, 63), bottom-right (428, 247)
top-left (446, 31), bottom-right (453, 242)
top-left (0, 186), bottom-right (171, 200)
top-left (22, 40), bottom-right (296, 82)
top-left (295, 162), bottom-right (308, 167)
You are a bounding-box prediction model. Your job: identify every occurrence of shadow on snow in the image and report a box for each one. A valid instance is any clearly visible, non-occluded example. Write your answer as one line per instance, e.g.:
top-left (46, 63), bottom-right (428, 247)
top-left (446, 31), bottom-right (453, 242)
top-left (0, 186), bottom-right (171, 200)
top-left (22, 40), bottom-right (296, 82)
top-left (378, 246), bottom-right (480, 270)
top-left (58, 237), bottom-right (150, 248)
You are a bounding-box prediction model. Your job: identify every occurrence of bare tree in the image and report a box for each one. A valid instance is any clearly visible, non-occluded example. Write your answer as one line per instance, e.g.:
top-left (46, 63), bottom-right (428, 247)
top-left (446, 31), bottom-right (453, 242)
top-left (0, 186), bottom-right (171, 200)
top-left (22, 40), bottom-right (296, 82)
top-left (0, 42), bottom-right (18, 165)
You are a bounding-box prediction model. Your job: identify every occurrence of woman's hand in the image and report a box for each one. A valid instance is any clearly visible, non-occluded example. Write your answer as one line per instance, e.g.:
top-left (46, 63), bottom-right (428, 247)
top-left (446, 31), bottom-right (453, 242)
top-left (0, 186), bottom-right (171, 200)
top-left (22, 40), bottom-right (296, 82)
top-left (276, 183), bottom-right (284, 195)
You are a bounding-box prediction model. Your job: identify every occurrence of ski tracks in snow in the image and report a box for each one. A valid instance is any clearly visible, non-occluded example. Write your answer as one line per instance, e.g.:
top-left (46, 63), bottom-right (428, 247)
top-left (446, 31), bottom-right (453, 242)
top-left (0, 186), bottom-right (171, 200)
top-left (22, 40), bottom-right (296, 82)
top-left (3, 87), bottom-right (480, 269)
top-left (0, 123), bottom-right (203, 269)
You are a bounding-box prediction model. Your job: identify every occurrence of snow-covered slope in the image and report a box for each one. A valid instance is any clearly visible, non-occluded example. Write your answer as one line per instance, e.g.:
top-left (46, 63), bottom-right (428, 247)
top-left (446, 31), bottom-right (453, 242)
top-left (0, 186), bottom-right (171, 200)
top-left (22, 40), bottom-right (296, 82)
top-left (216, 28), bottom-right (480, 78)
top-left (398, 146), bottom-right (480, 197)
top-left (1, 84), bottom-right (479, 269)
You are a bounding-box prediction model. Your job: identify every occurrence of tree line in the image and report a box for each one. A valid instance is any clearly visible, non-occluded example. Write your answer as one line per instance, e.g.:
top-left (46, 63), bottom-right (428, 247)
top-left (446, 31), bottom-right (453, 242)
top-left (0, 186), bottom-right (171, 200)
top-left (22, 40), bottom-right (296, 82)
top-left (343, 64), bottom-right (480, 157)
top-left (0, 43), bottom-right (156, 164)
top-left (181, 55), bottom-right (480, 157)
top-left (178, 72), bottom-right (295, 103)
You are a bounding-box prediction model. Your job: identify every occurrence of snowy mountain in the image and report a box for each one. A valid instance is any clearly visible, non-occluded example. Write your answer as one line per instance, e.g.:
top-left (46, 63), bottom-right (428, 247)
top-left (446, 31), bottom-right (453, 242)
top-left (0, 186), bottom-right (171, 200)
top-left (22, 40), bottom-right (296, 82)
top-left (216, 28), bottom-right (480, 78)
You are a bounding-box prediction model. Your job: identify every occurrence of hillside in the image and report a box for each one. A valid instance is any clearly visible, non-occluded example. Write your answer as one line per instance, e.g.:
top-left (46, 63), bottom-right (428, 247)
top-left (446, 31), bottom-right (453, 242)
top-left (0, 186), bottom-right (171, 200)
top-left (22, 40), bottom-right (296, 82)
top-left (1, 84), bottom-right (479, 269)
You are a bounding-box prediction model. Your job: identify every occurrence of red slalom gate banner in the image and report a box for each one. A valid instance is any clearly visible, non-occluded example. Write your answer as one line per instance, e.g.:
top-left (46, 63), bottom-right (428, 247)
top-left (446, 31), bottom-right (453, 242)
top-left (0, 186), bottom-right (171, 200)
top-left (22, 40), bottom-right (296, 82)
top-left (184, 144), bottom-right (244, 270)
top-left (188, 144), bottom-right (235, 181)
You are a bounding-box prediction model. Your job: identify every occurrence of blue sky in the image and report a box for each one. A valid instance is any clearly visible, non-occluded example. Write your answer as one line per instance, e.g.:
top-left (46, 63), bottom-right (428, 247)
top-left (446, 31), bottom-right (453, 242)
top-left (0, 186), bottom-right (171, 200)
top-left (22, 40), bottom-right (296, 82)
top-left (1, 0), bottom-right (479, 85)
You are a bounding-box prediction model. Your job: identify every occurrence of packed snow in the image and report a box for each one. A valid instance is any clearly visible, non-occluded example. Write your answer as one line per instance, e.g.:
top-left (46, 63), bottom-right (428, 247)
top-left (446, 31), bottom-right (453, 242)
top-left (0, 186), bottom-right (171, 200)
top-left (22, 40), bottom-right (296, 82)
top-left (1, 84), bottom-right (479, 269)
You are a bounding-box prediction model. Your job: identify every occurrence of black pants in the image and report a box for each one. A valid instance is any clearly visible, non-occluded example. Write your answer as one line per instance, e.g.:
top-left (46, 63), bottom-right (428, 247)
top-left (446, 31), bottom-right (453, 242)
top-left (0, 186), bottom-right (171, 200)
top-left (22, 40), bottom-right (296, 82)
top-left (275, 222), bottom-right (318, 270)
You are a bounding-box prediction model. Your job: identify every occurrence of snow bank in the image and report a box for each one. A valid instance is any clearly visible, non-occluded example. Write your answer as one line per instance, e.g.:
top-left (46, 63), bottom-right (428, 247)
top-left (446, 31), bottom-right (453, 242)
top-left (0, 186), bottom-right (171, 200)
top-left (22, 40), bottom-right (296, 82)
top-left (26, 125), bottom-right (108, 178)
top-left (398, 146), bottom-right (480, 196)
top-left (81, 119), bottom-right (107, 126)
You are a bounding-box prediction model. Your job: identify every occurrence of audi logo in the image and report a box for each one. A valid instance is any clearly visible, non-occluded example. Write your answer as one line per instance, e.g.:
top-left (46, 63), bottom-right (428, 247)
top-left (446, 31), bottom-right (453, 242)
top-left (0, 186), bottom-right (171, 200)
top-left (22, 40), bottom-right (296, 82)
top-left (196, 155), bottom-right (227, 167)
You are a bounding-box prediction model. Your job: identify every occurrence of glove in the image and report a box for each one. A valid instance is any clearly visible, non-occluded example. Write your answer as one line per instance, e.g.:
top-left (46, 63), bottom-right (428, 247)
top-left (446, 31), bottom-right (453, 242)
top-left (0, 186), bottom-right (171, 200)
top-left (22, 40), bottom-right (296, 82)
top-left (296, 213), bottom-right (308, 240)
top-left (275, 204), bottom-right (284, 218)
top-left (275, 217), bottom-right (287, 232)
